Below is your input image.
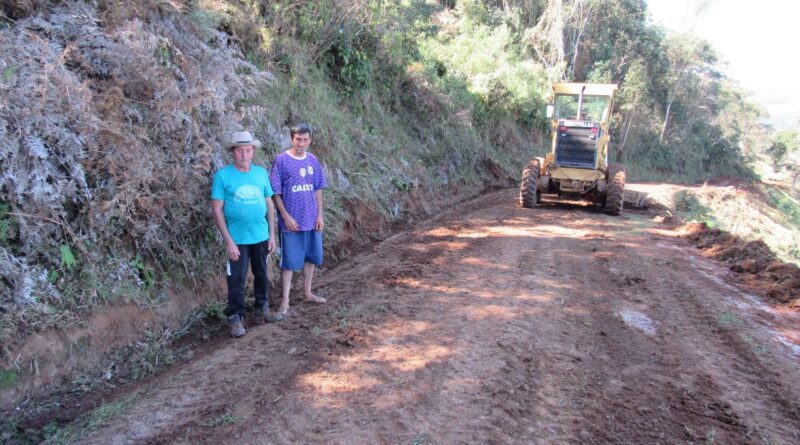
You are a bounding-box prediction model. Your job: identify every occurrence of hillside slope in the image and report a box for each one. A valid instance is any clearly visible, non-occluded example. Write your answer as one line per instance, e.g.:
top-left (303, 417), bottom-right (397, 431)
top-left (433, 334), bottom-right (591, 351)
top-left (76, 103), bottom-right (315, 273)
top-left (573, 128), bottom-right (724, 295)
top-left (0, 0), bottom-right (531, 403)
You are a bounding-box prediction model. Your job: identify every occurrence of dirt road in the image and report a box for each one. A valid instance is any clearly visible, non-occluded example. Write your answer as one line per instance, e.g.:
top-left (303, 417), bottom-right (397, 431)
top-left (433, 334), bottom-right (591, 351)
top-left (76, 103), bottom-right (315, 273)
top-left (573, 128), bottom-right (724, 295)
top-left (84, 189), bottom-right (800, 444)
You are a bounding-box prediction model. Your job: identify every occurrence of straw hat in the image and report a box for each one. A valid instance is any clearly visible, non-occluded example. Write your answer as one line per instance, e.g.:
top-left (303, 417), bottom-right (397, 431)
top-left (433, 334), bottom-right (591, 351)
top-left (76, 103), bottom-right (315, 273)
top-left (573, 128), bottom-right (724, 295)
top-left (224, 131), bottom-right (261, 149)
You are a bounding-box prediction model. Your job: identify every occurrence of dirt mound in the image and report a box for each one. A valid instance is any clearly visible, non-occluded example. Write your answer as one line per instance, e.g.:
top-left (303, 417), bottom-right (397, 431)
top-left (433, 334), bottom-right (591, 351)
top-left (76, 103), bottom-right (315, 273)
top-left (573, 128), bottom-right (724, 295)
top-left (703, 175), bottom-right (745, 187)
top-left (681, 222), bottom-right (800, 308)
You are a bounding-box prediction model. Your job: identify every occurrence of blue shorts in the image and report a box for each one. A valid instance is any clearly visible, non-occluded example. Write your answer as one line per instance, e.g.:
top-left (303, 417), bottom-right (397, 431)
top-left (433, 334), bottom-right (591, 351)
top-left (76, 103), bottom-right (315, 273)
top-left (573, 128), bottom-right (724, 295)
top-left (280, 230), bottom-right (323, 270)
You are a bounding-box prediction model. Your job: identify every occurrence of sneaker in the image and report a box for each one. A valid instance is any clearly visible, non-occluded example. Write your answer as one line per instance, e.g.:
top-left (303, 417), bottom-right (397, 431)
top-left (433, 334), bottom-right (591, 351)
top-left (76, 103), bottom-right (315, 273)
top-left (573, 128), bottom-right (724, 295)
top-left (264, 309), bottom-right (284, 324)
top-left (228, 314), bottom-right (246, 338)
top-left (253, 308), bottom-right (266, 326)
top-left (255, 307), bottom-right (284, 324)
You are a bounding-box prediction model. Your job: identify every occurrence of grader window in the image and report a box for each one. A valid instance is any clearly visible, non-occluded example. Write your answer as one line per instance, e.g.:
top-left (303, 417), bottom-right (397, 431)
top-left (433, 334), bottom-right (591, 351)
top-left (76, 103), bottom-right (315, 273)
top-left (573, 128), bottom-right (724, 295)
top-left (555, 94), bottom-right (609, 122)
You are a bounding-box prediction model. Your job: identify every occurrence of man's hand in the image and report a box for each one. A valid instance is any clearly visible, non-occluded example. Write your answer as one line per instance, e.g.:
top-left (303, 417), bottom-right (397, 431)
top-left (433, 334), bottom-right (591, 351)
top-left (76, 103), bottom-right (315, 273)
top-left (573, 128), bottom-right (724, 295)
top-left (315, 214), bottom-right (325, 232)
top-left (284, 214), bottom-right (300, 231)
top-left (267, 238), bottom-right (276, 255)
top-left (226, 240), bottom-right (240, 261)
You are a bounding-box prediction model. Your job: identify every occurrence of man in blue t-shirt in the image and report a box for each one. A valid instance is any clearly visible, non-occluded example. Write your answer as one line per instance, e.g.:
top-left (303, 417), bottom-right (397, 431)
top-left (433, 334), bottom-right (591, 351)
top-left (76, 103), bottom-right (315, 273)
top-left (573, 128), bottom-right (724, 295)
top-left (270, 123), bottom-right (328, 317)
top-left (211, 131), bottom-right (281, 338)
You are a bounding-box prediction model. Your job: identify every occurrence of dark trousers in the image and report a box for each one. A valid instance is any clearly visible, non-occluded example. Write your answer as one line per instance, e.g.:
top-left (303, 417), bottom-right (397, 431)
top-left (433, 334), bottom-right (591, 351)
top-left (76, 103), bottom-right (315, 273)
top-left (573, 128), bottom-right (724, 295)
top-left (225, 241), bottom-right (270, 319)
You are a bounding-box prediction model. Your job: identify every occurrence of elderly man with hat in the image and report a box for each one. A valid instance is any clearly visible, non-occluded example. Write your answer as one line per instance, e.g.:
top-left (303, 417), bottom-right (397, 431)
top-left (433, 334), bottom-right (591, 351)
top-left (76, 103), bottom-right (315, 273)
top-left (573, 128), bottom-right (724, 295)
top-left (211, 130), bottom-right (281, 338)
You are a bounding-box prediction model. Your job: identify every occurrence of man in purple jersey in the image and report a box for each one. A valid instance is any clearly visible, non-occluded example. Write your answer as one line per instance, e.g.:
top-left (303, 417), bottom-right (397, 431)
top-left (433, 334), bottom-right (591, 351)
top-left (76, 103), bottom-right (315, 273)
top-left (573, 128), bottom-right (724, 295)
top-left (270, 123), bottom-right (328, 316)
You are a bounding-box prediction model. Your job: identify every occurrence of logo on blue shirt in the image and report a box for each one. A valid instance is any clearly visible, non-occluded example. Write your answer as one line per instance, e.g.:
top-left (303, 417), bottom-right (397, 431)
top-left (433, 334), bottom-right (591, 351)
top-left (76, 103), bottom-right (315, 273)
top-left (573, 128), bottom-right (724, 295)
top-left (234, 185), bottom-right (262, 204)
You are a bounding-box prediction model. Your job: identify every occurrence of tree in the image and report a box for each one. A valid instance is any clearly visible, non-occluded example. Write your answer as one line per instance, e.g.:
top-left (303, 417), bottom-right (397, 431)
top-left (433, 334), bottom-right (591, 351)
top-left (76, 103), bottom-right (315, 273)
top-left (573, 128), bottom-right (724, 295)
top-left (657, 34), bottom-right (719, 144)
top-left (769, 128), bottom-right (800, 190)
top-left (563, 0), bottom-right (595, 80)
top-left (613, 60), bottom-right (649, 160)
top-left (523, 0), bottom-right (567, 74)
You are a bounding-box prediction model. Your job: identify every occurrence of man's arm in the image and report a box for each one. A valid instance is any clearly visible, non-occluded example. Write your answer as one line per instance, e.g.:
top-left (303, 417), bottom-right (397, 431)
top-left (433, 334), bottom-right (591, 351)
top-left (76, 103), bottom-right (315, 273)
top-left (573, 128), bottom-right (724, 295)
top-left (211, 200), bottom-right (240, 261)
top-left (314, 189), bottom-right (324, 231)
top-left (273, 194), bottom-right (299, 231)
top-left (266, 197), bottom-right (277, 254)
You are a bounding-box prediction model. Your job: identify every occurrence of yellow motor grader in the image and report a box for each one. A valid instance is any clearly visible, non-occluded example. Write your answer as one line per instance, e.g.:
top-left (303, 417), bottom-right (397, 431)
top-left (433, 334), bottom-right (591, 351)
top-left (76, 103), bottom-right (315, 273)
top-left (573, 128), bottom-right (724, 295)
top-left (520, 82), bottom-right (626, 215)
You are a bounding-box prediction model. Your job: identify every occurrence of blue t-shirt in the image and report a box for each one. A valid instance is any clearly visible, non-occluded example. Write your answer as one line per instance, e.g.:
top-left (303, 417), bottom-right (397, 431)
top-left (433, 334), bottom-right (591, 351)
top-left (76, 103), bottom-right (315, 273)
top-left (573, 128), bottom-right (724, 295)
top-left (211, 164), bottom-right (273, 245)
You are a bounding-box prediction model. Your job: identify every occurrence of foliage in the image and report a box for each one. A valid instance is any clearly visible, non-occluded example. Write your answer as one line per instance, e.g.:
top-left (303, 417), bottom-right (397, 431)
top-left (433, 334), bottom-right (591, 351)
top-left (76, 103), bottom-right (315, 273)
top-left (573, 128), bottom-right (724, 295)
top-left (40, 393), bottom-right (140, 445)
top-left (766, 127), bottom-right (800, 190)
top-left (672, 184), bottom-right (800, 265)
top-left (202, 408), bottom-right (243, 427)
top-left (0, 368), bottom-right (19, 389)
top-left (59, 245), bottom-right (76, 269)
top-left (674, 190), bottom-right (718, 228)
top-left (0, 202), bottom-right (16, 244)
top-left (769, 128), bottom-right (800, 164)
top-left (765, 188), bottom-right (800, 231)
top-left (419, 10), bottom-right (550, 129)
top-left (0, 1), bottom-right (271, 346)
top-left (413, 0), bottom-right (767, 183)
top-left (0, 297), bottom-right (233, 444)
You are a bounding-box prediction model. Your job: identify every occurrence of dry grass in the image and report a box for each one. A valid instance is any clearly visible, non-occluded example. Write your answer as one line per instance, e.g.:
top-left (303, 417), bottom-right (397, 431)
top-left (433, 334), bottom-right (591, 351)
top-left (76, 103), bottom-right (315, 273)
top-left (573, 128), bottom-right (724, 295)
top-left (690, 184), bottom-right (799, 265)
top-left (0, 1), bottom-right (273, 345)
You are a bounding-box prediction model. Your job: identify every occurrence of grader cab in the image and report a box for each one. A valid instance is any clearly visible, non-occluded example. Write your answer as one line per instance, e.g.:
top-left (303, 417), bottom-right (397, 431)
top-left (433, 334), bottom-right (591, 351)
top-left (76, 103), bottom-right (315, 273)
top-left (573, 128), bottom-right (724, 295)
top-left (520, 82), bottom-right (626, 215)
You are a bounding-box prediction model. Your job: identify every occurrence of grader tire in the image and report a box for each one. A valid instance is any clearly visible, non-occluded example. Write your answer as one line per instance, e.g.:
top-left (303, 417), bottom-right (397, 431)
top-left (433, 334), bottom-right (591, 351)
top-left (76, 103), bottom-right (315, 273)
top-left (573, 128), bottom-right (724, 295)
top-left (520, 159), bottom-right (541, 208)
top-left (604, 163), bottom-right (626, 216)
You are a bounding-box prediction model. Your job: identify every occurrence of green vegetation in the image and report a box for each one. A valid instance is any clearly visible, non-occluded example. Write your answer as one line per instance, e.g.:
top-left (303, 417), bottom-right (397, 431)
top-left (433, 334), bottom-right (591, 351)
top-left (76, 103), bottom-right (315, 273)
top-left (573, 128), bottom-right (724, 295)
top-left (716, 311), bottom-right (741, 327)
top-left (202, 406), bottom-right (244, 428)
top-left (765, 188), bottom-right (800, 229)
top-left (674, 190), bottom-right (718, 229)
top-left (0, 300), bottom-right (227, 444)
top-left (767, 128), bottom-right (800, 182)
top-left (59, 245), bottom-right (76, 269)
top-left (411, 433), bottom-right (428, 445)
top-left (0, 368), bottom-right (20, 389)
top-left (131, 255), bottom-right (156, 291)
top-left (663, 183), bottom-right (800, 265)
top-left (0, 202), bottom-right (15, 243)
top-left (741, 335), bottom-right (768, 356)
top-left (40, 393), bottom-right (140, 445)
top-left (120, 301), bottom-right (227, 380)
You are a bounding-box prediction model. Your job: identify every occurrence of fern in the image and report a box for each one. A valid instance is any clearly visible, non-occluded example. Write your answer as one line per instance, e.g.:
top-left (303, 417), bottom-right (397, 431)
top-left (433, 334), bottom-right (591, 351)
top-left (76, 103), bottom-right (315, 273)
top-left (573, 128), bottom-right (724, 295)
top-left (14, 269), bottom-right (36, 306)
top-left (25, 16), bottom-right (54, 35)
top-left (0, 0), bottom-right (277, 352)
top-left (24, 134), bottom-right (48, 159)
top-left (0, 120), bottom-right (15, 161)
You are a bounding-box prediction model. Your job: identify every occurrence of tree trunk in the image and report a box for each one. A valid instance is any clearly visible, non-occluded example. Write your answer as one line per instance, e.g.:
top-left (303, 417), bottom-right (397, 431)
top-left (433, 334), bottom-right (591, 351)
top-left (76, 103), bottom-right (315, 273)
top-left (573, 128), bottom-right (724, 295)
top-left (661, 64), bottom-right (686, 144)
top-left (618, 104), bottom-right (636, 159)
top-left (660, 92), bottom-right (675, 144)
top-left (568, 1), bottom-right (591, 80)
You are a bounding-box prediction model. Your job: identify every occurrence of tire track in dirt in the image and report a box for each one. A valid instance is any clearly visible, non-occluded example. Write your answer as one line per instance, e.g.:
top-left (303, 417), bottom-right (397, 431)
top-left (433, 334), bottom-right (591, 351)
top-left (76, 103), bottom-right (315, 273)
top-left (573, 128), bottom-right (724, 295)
top-left (552, 216), bottom-right (800, 444)
top-left (79, 189), bottom-right (800, 445)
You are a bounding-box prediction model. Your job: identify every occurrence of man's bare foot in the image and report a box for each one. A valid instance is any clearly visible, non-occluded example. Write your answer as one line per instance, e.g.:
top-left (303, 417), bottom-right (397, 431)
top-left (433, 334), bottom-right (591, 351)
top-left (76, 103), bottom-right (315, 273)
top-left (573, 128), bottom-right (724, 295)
top-left (277, 299), bottom-right (289, 316)
top-left (304, 294), bottom-right (326, 303)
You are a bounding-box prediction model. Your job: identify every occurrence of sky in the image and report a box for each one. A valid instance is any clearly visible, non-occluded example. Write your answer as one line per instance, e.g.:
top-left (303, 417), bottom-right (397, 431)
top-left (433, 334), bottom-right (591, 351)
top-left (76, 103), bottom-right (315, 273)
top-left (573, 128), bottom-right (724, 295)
top-left (646, 0), bottom-right (800, 130)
